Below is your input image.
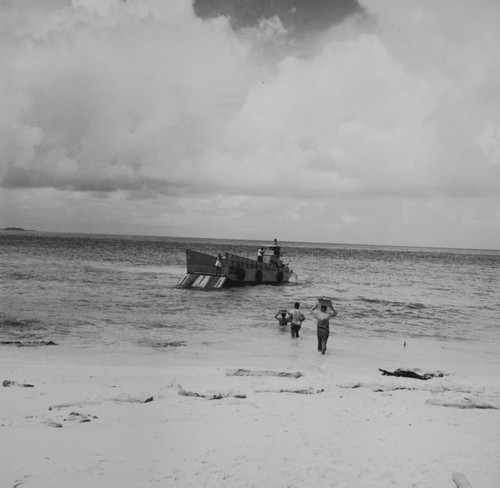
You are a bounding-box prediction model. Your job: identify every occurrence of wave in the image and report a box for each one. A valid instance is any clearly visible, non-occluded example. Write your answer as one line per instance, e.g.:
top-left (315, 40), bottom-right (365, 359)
top-left (0, 315), bottom-right (43, 331)
top-left (357, 297), bottom-right (426, 310)
top-left (82, 263), bottom-right (185, 276)
top-left (0, 340), bottom-right (57, 347)
top-left (7, 271), bottom-right (35, 280)
top-left (359, 325), bottom-right (473, 343)
top-left (0, 314), bottom-right (56, 346)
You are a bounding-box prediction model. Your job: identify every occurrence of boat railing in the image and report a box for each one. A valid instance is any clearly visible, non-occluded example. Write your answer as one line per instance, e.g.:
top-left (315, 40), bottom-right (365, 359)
top-left (226, 253), bottom-right (282, 272)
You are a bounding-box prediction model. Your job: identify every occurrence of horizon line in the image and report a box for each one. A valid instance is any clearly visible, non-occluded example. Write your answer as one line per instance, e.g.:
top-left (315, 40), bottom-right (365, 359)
top-left (1, 227), bottom-right (499, 253)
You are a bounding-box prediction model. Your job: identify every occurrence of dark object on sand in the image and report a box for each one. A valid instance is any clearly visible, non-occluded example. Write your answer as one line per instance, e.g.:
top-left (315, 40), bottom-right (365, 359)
top-left (3, 380), bottom-right (34, 387)
top-left (379, 368), bottom-right (444, 380)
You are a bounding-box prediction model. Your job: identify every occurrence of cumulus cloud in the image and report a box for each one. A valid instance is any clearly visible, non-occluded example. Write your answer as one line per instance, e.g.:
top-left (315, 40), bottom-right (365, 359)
top-left (0, 0), bottom-right (499, 246)
top-left (1, 0), bottom-right (245, 194)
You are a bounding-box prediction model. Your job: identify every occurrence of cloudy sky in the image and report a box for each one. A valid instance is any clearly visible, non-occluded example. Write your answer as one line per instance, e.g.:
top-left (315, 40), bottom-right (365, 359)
top-left (1, 0), bottom-right (499, 249)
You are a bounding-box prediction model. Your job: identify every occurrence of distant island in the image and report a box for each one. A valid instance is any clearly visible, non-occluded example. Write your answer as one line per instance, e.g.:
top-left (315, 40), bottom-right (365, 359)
top-left (2, 227), bottom-right (30, 231)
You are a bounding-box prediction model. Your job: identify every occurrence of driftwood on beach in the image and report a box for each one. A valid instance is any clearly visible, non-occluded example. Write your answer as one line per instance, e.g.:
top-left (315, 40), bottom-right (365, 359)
top-left (48, 395), bottom-right (154, 410)
top-left (3, 379), bottom-right (34, 388)
top-left (178, 388), bottom-right (247, 400)
top-left (255, 387), bottom-right (324, 395)
top-left (379, 368), bottom-right (444, 380)
top-left (453, 472), bottom-right (474, 488)
top-left (226, 368), bottom-right (303, 378)
top-left (158, 341), bottom-right (187, 348)
top-left (427, 397), bottom-right (498, 410)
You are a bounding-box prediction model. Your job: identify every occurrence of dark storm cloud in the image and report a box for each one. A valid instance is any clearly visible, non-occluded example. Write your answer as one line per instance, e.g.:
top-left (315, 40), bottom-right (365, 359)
top-left (193, 0), bottom-right (364, 36)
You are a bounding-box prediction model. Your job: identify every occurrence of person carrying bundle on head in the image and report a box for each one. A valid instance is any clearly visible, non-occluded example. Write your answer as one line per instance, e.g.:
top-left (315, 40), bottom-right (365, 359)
top-left (312, 298), bottom-right (337, 355)
top-left (274, 309), bottom-right (290, 327)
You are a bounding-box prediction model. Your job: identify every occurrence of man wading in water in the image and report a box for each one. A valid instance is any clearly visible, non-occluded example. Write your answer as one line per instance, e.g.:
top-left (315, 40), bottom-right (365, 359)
top-left (311, 302), bottom-right (337, 354)
top-left (289, 302), bottom-right (305, 339)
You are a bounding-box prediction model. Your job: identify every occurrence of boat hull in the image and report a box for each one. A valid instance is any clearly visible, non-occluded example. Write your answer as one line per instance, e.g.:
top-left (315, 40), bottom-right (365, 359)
top-left (179, 249), bottom-right (294, 289)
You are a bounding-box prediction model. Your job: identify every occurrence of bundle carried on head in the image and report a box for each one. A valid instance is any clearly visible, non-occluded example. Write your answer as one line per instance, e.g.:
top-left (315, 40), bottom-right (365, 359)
top-left (317, 297), bottom-right (333, 308)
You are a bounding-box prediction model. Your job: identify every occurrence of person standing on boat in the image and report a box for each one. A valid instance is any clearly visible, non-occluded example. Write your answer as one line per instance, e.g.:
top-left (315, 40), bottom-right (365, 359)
top-left (289, 302), bottom-right (305, 339)
top-left (257, 247), bottom-right (264, 263)
top-left (272, 238), bottom-right (280, 261)
top-left (311, 303), bottom-right (337, 354)
top-left (215, 254), bottom-right (222, 275)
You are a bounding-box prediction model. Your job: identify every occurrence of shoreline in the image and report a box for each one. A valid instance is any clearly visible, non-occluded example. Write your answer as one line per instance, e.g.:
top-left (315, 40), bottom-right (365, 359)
top-left (1, 343), bottom-right (499, 488)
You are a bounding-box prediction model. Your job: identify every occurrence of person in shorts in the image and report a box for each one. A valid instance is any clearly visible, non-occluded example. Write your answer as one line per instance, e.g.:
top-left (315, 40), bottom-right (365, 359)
top-left (289, 302), bottom-right (305, 339)
top-left (311, 302), bottom-right (337, 354)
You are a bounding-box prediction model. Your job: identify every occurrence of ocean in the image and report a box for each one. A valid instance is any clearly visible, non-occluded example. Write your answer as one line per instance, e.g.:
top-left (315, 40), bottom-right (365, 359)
top-left (1, 231), bottom-right (499, 377)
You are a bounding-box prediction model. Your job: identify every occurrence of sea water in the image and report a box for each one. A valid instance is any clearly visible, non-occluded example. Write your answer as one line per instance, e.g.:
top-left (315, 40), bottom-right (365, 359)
top-left (1, 231), bottom-right (499, 378)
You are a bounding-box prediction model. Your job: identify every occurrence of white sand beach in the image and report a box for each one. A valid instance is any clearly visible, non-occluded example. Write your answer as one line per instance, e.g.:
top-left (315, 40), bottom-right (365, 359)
top-left (1, 337), bottom-right (499, 488)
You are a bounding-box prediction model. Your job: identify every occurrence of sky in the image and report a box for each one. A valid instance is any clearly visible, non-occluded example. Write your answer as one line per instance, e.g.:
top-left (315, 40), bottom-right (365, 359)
top-left (1, 0), bottom-right (500, 249)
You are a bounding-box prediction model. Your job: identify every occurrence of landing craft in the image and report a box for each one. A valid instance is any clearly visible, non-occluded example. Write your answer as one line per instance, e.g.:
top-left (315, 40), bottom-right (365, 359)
top-left (178, 244), bottom-right (295, 289)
